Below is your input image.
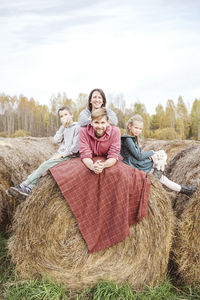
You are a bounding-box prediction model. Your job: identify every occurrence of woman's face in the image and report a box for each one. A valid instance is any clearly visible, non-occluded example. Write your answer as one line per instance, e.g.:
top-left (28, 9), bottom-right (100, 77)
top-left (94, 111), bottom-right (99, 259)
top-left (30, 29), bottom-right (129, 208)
top-left (90, 91), bottom-right (103, 110)
top-left (128, 121), bottom-right (143, 137)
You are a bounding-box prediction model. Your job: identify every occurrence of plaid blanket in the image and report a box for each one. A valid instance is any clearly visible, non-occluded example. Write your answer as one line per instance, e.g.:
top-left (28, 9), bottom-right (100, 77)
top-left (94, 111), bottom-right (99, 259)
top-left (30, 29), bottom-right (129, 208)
top-left (50, 157), bottom-right (150, 253)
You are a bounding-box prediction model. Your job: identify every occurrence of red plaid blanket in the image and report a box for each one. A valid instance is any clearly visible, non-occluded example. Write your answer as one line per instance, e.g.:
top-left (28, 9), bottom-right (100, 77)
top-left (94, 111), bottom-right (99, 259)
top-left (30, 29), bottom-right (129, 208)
top-left (50, 157), bottom-right (150, 253)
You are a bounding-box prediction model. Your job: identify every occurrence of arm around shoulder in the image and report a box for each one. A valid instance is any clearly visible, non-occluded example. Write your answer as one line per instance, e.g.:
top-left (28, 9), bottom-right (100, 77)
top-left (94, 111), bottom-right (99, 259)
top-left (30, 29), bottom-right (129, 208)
top-left (107, 109), bottom-right (118, 126)
top-left (78, 108), bottom-right (91, 127)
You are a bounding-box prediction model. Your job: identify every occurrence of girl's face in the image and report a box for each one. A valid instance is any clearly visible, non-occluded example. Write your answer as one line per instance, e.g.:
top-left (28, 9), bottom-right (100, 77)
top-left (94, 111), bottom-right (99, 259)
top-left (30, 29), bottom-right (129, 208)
top-left (128, 120), bottom-right (143, 137)
top-left (90, 91), bottom-right (103, 110)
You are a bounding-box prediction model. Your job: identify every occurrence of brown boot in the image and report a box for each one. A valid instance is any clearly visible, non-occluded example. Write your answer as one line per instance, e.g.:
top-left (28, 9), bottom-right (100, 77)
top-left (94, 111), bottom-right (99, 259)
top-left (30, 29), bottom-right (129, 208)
top-left (180, 184), bottom-right (198, 197)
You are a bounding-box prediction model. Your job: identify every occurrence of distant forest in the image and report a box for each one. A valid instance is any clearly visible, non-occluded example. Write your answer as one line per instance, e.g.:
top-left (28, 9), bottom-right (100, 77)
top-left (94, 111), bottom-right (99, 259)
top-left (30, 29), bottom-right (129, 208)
top-left (0, 92), bottom-right (200, 140)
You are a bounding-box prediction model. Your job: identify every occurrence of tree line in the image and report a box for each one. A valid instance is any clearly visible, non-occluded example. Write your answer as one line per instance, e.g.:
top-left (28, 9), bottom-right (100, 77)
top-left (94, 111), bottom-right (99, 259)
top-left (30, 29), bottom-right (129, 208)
top-left (0, 92), bottom-right (200, 140)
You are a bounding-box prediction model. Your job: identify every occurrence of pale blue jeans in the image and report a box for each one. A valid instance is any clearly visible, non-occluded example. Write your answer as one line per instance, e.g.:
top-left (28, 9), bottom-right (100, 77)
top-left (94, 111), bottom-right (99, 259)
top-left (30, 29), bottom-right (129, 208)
top-left (24, 156), bottom-right (71, 188)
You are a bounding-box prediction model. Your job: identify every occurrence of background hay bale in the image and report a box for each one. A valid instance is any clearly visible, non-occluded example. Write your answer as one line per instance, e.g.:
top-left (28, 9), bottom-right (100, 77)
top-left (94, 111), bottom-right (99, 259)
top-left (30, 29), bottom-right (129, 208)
top-left (163, 144), bottom-right (200, 284)
top-left (142, 139), bottom-right (200, 162)
top-left (170, 188), bottom-right (200, 284)
top-left (0, 137), bottom-right (57, 230)
top-left (143, 140), bottom-right (200, 208)
top-left (164, 144), bottom-right (200, 216)
top-left (8, 174), bottom-right (174, 290)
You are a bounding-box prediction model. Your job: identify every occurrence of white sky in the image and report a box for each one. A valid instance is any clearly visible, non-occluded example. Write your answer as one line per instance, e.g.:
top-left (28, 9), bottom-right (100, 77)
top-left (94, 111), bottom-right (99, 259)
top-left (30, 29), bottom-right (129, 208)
top-left (0, 0), bottom-right (200, 114)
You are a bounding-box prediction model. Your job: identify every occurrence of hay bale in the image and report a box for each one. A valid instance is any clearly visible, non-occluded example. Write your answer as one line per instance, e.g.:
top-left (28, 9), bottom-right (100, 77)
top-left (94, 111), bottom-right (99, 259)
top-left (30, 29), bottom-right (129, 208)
top-left (8, 174), bottom-right (174, 290)
top-left (171, 187), bottom-right (200, 284)
top-left (0, 137), bottom-right (57, 229)
top-left (142, 139), bottom-right (200, 162)
top-left (163, 144), bottom-right (200, 284)
top-left (164, 144), bottom-right (200, 216)
top-left (143, 140), bottom-right (200, 207)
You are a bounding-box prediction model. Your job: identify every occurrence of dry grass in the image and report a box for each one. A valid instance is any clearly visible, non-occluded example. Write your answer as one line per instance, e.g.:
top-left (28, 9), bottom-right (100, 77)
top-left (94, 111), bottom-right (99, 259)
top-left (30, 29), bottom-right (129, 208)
top-left (163, 144), bottom-right (200, 284)
top-left (0, 137), bottom-right (57, 230)
top-left (142, 139), bottom-right (200, 162)
top-left (8, 174), bottom-right (174, 290)
top-left (165, 144), bottom-right (200, 216)
top-left (171, 187), bottom-right (200, 284)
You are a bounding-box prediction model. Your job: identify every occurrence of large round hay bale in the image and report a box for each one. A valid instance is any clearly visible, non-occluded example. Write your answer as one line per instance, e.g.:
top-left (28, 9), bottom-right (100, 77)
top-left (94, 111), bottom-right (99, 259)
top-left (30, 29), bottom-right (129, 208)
top-left (164, 144), bottom-right (200, 283)
top-left (171, 187), bottom-right (200, 284)
top-left (0, 137), bottom-right (57, 230)
top-left (164, 144), bottom-right (200, 216)
top-left (8, 174), bottom-right (174, 290)
top-left (142, 139), bottom-right (200, 162)
top-left (143, 140), bottom-right (200, 208)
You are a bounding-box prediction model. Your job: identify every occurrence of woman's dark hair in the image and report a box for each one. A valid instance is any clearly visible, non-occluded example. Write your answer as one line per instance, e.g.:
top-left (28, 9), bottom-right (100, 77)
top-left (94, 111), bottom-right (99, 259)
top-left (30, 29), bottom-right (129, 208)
top-left (88, 88), bottom-right (106, 111)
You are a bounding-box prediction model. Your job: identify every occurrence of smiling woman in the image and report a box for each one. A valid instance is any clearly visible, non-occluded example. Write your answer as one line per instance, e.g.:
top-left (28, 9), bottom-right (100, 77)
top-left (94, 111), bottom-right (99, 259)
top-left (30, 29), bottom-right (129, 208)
top-left (78, 88), bottom-right (118, 127)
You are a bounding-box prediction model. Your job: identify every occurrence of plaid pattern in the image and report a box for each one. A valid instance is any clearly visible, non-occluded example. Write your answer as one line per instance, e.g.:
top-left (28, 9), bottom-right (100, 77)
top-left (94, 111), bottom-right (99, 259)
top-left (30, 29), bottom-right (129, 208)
top-left (50, 157), bottom-right (150, 253)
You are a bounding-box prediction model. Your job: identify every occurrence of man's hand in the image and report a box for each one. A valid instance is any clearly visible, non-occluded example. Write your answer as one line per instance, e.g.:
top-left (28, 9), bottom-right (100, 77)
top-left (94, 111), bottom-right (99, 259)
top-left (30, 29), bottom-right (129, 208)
top-left (82, 158), bottom-right (117, 174)
top-left (93, 160), bottom-right (105, 174)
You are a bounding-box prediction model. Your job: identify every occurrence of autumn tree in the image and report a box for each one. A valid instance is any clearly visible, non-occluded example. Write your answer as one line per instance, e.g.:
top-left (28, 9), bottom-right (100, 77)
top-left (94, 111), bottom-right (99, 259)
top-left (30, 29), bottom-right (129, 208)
top-left (190, 99), bottom-right (200, 140)
top-left (176, 96), bottom-right (190, 139)
top-left (164, 99), bottom-right (176, 128)
top-left (151, 104), bottom-right (165, 130)
top-left (107, 93), bottom-right (126, 114)
top-left (75, 93), bottom-right (88, 120)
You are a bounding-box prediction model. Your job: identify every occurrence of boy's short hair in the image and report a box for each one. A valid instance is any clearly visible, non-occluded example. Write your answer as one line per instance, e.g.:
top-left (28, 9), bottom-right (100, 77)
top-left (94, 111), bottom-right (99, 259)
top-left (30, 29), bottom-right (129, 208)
top-left (58, 106), bottom-right (73, 116)
top-left (91, 108), bottom-right (109, 120)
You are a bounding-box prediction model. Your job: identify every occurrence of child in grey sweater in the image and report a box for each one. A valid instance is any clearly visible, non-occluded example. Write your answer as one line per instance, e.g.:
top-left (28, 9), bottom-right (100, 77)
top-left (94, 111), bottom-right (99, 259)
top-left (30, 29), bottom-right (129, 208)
top-left (6, 106), bottom-right (80, 197)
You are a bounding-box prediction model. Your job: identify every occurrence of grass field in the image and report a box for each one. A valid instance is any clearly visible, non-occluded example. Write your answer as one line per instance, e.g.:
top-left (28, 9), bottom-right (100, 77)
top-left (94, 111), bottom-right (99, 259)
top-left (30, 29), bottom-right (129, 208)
top-left (1, 233), bottom-right (200, 300)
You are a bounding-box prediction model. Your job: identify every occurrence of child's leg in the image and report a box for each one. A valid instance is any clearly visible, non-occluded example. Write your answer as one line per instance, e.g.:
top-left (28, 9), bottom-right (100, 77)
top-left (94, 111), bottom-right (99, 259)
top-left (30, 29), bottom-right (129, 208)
top-left (159, 175), bottom-right (181, 192)
top-left (25, 156), bottom-right (71, 189)
top-left (153, 169), bottom-right (197, 196)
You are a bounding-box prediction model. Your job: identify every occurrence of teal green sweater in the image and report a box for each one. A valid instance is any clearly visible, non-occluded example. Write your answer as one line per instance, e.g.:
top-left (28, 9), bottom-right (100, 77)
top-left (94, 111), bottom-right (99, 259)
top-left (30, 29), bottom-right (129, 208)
top-left (121, 135), bottom-right (154, 173)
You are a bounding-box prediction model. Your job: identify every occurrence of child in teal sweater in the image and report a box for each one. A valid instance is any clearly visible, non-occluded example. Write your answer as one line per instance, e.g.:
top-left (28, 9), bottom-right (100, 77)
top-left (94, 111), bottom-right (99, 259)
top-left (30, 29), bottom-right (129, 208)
top-left (121, 114), bottom-right (197, 197)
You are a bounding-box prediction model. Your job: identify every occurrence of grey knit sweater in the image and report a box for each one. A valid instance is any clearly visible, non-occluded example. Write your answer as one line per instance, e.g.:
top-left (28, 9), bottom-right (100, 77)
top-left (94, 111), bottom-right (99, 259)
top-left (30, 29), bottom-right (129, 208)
top-left (53, 122), bottom-right (80, 157)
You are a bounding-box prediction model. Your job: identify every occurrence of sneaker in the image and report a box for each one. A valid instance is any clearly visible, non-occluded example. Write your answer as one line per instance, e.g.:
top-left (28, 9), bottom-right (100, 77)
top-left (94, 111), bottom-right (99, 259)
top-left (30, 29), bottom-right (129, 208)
top-left (9, 184), bottom-right (31, 197)
top-left (5, 188), bottom-right (13, 197)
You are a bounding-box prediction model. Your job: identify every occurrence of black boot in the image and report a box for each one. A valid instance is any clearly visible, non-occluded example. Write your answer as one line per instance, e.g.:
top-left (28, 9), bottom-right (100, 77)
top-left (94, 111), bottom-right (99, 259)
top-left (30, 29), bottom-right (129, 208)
top-left (180, 184), bottom-right (198, 197)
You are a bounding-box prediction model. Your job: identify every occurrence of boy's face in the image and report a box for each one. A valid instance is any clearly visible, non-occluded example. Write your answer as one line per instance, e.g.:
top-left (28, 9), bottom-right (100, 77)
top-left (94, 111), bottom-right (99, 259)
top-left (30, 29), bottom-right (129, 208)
top-left (59, 109), bottom-right (73, 125)
top-left (91, 116), bottom-right (109, 137)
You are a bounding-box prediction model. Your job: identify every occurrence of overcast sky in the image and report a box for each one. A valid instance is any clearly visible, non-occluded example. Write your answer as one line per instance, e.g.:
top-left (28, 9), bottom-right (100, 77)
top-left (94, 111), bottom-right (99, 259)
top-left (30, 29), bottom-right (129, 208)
top-left (1, 0), bottom-right (200, 114)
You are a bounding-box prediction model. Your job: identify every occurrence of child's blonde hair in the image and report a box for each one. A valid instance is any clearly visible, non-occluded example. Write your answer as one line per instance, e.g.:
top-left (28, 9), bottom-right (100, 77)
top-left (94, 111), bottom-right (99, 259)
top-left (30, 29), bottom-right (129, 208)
top-left (126, 114), bottom-right (144, 146)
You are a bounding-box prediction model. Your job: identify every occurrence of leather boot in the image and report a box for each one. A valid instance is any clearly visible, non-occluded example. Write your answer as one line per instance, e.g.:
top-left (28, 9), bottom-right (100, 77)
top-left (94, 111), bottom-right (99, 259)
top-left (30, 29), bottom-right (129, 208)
top-left (180, 184), bottom-right (198, 197)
